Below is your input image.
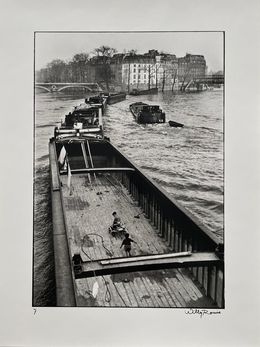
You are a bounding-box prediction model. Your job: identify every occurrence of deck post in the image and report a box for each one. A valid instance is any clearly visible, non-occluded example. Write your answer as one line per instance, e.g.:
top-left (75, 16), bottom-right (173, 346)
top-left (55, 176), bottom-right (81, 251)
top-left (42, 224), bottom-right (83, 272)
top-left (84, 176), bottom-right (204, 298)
top-left (178, 229), bottom-right (182, 251)
top-left (175, 227), bottom-right (179, 252)
top-left (168, 219), bottom-right (172, 247)
top-left (152, 197), bottom-right (156, 226)
top-left (147, 192), bottom-right (151, 219)
top-left (160, 209), bottom-right (165, 238)
top-left (154, 200), bottom-right (158, 229)
top-left (158, 207), bottom-right (162, 236)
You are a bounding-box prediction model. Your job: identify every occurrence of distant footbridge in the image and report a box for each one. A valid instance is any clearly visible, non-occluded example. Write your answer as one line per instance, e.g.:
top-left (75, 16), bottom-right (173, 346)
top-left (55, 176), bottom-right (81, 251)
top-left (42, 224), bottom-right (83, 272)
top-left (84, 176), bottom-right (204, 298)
top-left (181, 75), bottom-right (224, 91)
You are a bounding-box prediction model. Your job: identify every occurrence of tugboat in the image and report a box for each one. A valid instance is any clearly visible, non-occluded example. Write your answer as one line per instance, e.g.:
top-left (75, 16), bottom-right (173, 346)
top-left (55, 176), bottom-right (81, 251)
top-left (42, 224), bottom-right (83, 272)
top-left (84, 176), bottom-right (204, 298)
top-left (129, 102), bottom-right (166, 124)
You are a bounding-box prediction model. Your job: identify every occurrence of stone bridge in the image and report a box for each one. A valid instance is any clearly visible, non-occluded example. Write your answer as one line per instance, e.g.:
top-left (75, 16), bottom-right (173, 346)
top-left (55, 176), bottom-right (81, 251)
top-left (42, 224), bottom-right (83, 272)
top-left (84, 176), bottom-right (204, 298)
top-left (35, 82), bottom-right (103, 93)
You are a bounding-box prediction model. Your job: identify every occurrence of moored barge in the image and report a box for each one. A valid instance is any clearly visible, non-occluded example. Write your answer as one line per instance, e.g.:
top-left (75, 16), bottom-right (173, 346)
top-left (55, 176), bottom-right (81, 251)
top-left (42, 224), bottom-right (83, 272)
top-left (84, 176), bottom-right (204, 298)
top-left (106, 92), bottom-right (126, 105)
top-left (49, 103), bottom-right (224, 308)
top-left (129, 87), bottom-right (158, 96)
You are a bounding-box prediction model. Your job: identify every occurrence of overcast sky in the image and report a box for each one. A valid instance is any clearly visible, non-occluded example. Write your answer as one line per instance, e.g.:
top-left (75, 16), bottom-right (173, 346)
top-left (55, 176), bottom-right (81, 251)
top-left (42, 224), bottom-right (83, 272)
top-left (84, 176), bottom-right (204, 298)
top-left (35, 31), bottom-right (223, 72)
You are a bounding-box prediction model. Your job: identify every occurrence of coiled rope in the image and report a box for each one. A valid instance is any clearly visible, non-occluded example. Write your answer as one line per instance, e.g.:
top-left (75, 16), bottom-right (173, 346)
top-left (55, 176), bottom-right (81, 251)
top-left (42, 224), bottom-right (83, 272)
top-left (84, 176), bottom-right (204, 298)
top-left (81, 233), bottom-right (128, 306)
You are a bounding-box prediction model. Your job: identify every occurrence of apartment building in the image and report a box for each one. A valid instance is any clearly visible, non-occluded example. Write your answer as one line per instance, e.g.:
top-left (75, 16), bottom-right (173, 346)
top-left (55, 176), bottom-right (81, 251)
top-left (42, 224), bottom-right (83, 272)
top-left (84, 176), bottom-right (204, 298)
top-left (178, 54), bottom-right (206, 82)
top-left (121, 51), bottom-right (179, 91)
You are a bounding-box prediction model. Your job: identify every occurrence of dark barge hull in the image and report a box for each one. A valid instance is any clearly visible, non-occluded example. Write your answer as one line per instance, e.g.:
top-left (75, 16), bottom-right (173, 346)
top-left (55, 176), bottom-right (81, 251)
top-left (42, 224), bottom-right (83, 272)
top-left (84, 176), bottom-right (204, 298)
top-left (49, 136), bottom-right (224, 308)
top-left (129, 88), bottom-right (158, 96)
top-left (129, 103), bottom-right (166, 124)
top-left (106, 93), bottom-right (126, 105)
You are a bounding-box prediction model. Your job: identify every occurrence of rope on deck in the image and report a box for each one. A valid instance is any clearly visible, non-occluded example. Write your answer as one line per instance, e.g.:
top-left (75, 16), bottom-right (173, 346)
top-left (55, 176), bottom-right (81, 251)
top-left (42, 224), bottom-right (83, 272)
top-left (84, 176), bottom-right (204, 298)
top-left (81, 233), bottom-right (129, 305)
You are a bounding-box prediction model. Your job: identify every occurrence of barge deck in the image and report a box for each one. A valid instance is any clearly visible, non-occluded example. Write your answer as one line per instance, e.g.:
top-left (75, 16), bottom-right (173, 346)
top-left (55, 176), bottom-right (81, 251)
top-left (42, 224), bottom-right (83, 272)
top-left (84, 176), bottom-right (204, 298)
top-left (60, 172), bottom-right (217, 308)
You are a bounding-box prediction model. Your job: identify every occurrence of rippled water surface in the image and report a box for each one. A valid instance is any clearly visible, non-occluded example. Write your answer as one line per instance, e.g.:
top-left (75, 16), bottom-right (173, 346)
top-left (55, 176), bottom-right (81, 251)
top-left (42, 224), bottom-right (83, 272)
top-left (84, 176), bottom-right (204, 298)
top-left (34, 89), bottom-right (223, 306)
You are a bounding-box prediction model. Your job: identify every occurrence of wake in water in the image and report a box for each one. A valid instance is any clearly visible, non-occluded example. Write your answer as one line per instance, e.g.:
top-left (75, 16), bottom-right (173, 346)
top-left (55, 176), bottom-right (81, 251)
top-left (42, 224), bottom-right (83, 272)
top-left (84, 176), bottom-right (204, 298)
top-left (33, 165), bottom-right (56, 306)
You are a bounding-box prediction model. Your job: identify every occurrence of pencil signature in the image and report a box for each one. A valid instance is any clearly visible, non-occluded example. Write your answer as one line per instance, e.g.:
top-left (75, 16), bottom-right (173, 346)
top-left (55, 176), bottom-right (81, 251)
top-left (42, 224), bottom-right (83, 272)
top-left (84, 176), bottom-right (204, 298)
top-left (185, 309), bottom-right (221, 318)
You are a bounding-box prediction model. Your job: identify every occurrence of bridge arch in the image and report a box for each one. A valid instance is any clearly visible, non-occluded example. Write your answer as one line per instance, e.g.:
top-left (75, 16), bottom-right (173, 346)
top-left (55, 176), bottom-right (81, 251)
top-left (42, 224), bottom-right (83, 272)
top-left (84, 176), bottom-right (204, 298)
top-left (58, 85), bottom-right (94, 92)
top-left (35, 85), bottom-right (51, 92)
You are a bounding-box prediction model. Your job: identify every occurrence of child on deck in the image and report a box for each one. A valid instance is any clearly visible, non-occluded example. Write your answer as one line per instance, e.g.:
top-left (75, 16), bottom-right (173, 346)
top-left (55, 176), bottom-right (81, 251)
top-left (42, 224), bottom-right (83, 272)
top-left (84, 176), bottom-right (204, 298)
top-left (112, 211), bottom-right (121, 228)
top-left (120, 233), bottom-right (136, 257)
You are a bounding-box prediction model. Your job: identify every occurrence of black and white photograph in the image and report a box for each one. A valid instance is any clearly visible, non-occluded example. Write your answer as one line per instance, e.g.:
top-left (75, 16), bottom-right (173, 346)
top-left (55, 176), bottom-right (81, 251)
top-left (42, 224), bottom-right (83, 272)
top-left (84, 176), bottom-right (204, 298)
top-left (34, 31), bottom-right (224, 308)
top-left (1, 1), bottom-right (260, 346)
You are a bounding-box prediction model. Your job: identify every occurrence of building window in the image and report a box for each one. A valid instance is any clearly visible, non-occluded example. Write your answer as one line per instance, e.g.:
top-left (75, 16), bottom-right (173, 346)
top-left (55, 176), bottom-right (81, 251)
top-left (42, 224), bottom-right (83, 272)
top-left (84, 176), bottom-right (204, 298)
top-left (133, 69), bottom-right (136, 72)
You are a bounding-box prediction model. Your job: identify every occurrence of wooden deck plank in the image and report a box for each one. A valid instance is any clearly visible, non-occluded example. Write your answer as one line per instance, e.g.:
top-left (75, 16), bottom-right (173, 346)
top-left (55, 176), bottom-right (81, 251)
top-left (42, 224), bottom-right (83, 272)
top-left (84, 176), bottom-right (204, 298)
top-left (106, 277), bottom-right (125, 307)
top-left (60, 173), bottom-right (216, 308)
top-left (148, 277), bottom-right (171, 308)
top-left (175, 271), bottom-right (202, 300)
top-left (143, 277), bottom-right (167, 308)
top-left (128, 280), bottom-right (145, 307)
top-left (172, 277), bottom-right (192, 304)
top-left (140, 277), bottom-right (161, 308)
top-left (154, 277), bottom-right (177, 308)
top-left (121, 281), bottom-right (139, 307)
top-left (134, 277), bottom-right (155, 307)
top-left (122, 280), bottom-right (140, 307)
top-left (161, 278), bottom-right (182, 307)
top-left (111, 281), bottom-right (132, 307)
top-left (165, 277), bottom-right (187, 306)
top-left (132, 276), bottom-right (156, 307)
top-left (159, 287), bottom-right (177, 308)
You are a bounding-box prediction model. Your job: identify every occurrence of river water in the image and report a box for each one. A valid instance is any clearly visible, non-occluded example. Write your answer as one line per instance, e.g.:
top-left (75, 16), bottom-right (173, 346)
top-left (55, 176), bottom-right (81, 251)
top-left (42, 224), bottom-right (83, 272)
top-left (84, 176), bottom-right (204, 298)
top-left (33, 89), bottom-right (224, 306)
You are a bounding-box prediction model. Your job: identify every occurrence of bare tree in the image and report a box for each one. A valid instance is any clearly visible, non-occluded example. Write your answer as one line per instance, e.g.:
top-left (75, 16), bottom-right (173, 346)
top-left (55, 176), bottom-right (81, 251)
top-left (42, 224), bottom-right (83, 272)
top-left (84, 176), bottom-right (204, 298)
top-left (143, 64), bottom-right (156, 90)
top-left (153, 63), bottom-right (161, 89)
top-left (161, 68), bottom-right (166, 92)
top-left (180, 65), bottom-right (192, 91)
top-left (171, 68), bottom-right (178, 92)
top-left (165, 63), bottom-right (178, 92)
top-left (45, 59), bottom-right (66, 82)
top-left (93, 46), bottom-right (117, 91)
top-left (72, 53), bottom-right (89, 82)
